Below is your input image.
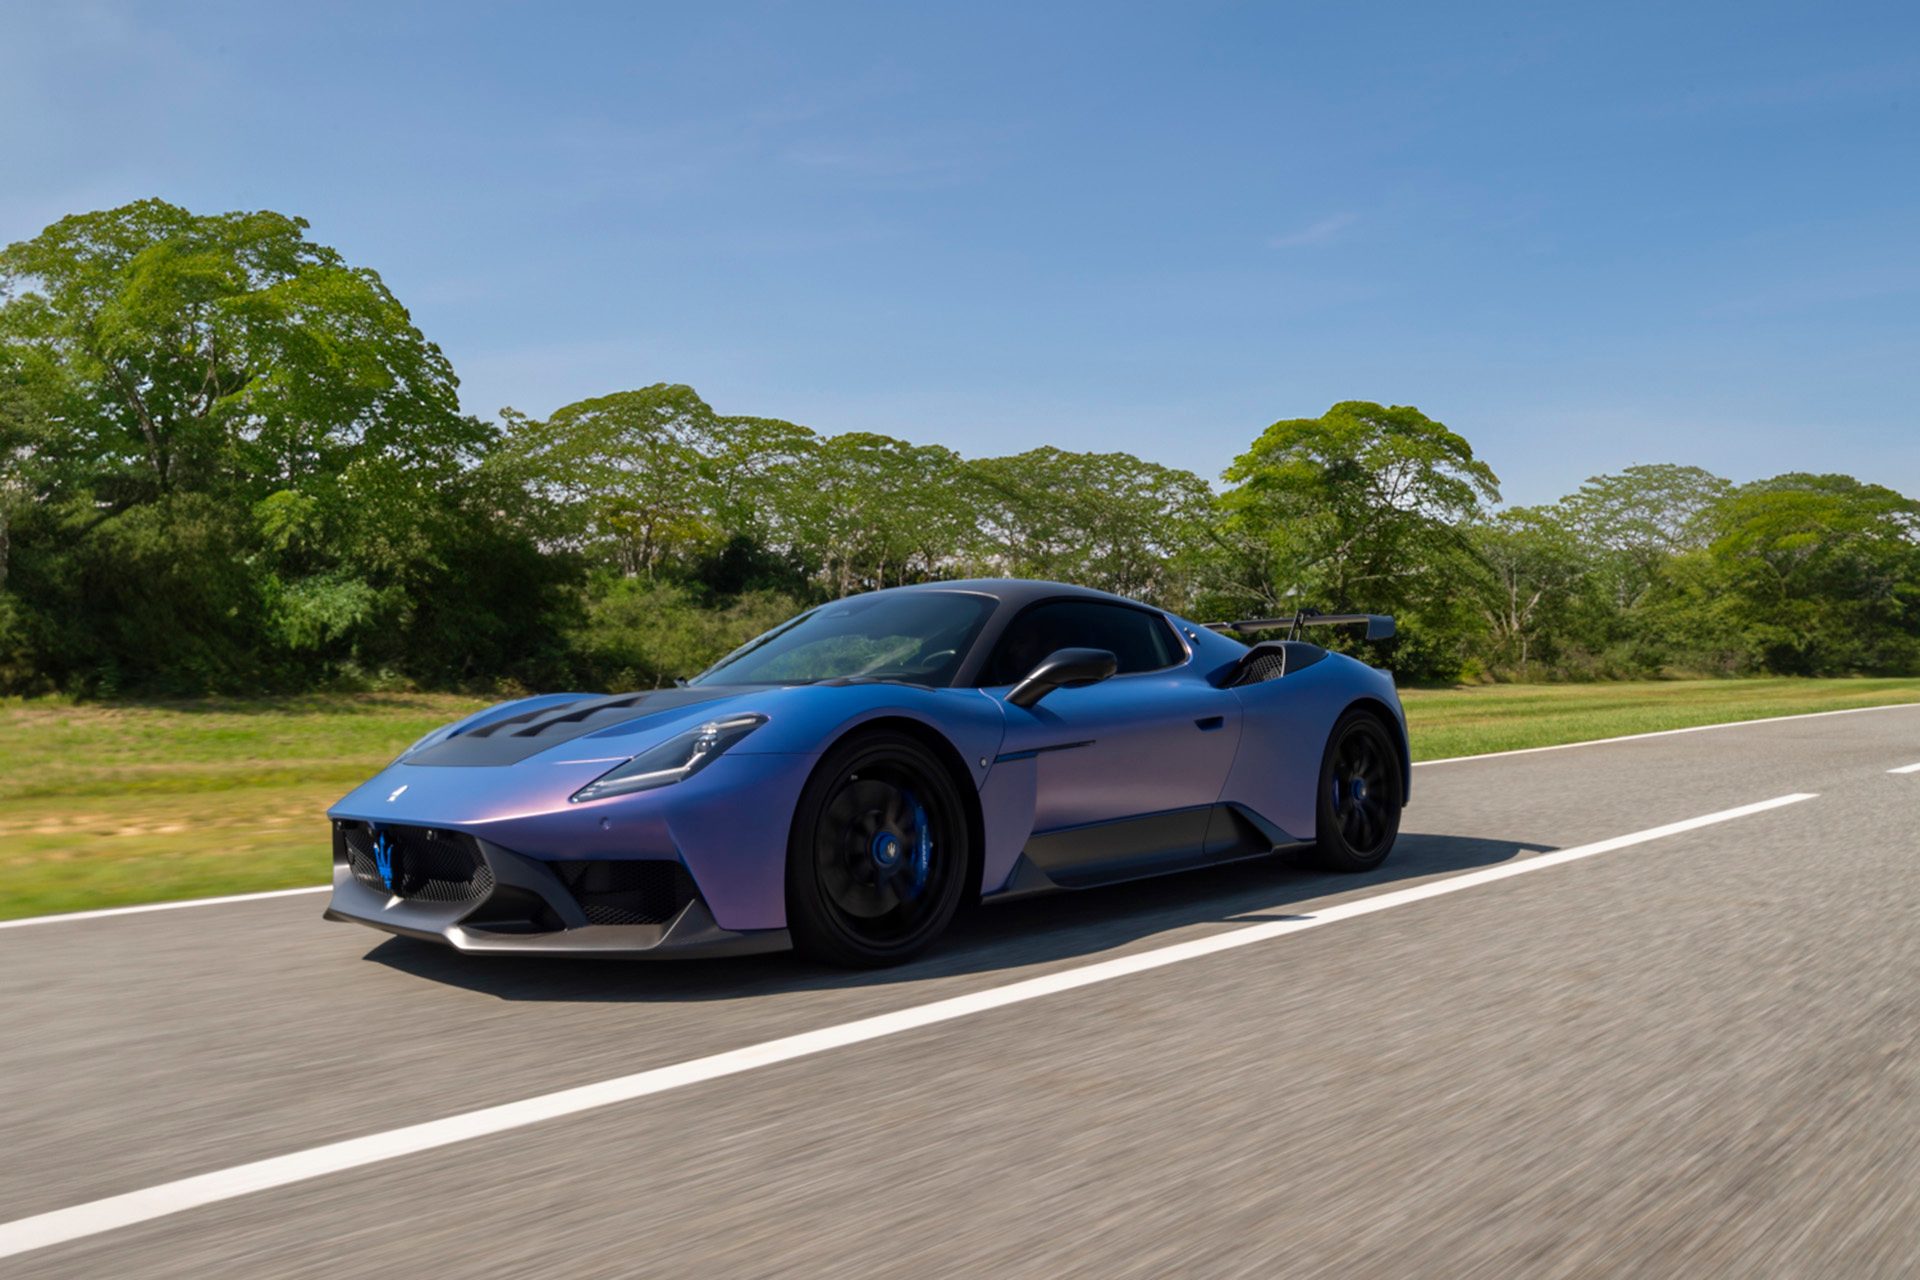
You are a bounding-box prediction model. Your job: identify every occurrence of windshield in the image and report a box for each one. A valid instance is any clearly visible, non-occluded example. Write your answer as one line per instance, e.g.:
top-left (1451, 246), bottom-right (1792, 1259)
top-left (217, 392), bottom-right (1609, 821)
top-left (691, 591), bottom-right (996, 687)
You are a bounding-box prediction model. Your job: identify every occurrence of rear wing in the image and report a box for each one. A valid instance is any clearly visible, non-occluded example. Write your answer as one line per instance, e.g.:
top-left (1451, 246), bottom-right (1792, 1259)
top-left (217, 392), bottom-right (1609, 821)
top-left (1202, 611), bottom-right (1396, 643)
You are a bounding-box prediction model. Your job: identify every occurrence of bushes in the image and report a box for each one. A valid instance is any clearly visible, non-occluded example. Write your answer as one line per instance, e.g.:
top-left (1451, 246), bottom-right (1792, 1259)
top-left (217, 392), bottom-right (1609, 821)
top-left (570, 577), bottom-right (805, 690)
top-left (5, 496), bottom-right (270, 694)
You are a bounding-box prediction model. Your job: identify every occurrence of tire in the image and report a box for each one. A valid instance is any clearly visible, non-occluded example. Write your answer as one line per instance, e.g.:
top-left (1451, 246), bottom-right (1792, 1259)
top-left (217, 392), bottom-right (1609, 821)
top-left (1305, 709), bottom-right (1403, 873)
top-left (786, 731), bottom-right (970, 967)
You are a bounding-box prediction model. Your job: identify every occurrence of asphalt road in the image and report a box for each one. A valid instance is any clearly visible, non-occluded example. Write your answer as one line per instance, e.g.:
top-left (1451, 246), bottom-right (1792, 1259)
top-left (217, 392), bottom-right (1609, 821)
top-left (3, 705), bottom-right (1918, 1277)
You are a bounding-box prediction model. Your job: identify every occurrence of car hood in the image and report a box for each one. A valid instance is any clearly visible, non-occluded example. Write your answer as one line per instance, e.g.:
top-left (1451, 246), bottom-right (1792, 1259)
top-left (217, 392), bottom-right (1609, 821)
top-left (330, 685), bottom-right (790, 826)
top-left (402, 686), bottom-right (755, 767)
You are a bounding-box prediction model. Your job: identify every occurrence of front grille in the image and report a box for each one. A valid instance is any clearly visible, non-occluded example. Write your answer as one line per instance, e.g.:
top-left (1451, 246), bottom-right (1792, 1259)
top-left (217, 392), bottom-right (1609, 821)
top-left (337, 822), bottom-right (495, 906)
top-left (550, 859), bottom-right (697, 926)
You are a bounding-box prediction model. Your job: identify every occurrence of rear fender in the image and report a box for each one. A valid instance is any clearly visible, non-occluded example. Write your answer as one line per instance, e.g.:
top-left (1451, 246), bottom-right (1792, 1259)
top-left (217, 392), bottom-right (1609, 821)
top-left (1220, 655), bottom-right (1405, 840)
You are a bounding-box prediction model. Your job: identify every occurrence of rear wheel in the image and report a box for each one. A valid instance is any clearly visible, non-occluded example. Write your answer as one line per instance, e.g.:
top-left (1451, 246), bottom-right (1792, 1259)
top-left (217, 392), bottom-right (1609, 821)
top-left (1305, 710), bottom-right (1403, 872)
top-left (786, 731), bottom-right (969, 967)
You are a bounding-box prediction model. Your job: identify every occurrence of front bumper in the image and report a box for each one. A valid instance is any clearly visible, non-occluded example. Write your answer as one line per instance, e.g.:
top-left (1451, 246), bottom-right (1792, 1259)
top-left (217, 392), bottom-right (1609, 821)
top-left (323, 821), bottom-right (790, 958)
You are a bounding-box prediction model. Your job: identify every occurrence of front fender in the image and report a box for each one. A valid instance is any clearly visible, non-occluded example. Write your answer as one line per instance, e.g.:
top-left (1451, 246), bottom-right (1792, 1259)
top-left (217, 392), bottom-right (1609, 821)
top-left (726, 684), bottom-right (1007, 791)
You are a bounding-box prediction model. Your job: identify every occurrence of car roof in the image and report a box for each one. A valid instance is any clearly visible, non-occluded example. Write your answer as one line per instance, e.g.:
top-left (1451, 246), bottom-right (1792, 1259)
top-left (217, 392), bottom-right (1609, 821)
top-left (884, 577), bottom-right (1160, 612)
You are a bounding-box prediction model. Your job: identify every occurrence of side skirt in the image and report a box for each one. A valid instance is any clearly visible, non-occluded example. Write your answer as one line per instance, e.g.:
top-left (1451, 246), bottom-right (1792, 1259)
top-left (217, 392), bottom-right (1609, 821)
top-left (983, 802), bottom-right (1304, 902)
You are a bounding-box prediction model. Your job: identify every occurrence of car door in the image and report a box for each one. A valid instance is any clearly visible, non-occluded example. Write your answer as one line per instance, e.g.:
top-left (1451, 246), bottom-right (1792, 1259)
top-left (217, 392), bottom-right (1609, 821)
top-left (982, 599), bottom-right (1242, 881)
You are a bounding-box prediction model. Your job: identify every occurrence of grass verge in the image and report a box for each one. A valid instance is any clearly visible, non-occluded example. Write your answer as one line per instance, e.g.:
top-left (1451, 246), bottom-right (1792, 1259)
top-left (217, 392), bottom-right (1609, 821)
top-left (0, 694), bottom-right (488, 922)
top-left (3, 678), bottom-right (1917, 921)
top-left (1399, 676), bottom-right (1920, 760)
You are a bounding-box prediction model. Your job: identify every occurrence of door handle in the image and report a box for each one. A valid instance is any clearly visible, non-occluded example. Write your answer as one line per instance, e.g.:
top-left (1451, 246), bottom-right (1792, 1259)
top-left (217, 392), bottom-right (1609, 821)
top-left (1195, 715), bottom-right (1225, 731)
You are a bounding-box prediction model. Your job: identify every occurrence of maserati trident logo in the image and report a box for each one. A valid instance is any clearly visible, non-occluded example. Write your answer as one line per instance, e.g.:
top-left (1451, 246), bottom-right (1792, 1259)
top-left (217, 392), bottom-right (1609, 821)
top-left (371, 828), bottom-right (396, 891)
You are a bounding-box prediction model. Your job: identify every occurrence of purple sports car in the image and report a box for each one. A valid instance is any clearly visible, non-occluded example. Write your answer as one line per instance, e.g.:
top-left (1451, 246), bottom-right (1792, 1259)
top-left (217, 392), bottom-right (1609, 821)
top-left (326, 579), bottom-right (1408, 966)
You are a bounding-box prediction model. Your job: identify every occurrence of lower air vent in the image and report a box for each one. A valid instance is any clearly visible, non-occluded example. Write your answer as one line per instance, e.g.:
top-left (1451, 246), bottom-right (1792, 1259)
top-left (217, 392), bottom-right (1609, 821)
top-left (337, 822), bottom-right (495, 905)
top-left (550, 859), bottom-right (697, 926)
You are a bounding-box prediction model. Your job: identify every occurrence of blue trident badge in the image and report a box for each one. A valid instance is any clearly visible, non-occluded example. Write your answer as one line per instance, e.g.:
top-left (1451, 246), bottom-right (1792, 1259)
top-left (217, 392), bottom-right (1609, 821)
top-left (372, 828), bottom-right (396, 891)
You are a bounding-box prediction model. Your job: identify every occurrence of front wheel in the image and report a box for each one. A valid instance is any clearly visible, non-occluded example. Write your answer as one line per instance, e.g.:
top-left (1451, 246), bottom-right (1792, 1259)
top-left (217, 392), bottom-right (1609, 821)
top-left (1305, 710), bottom-right (1403, 872)
top-left (786, 732), bottom-right (969, 967)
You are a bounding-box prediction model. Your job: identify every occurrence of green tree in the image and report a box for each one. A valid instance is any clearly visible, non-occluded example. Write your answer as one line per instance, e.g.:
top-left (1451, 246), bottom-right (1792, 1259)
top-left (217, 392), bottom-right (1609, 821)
top-left (1210, 401), bottom-right (1500, 678)
top-left (704, 412), bottom-right (821, 551)
top-left (1559, 464), bottom-right (1729, 614)
top-left (493, 386), bottom-right (825, 584)
top-left (1561, 463), bottom-right (1729, 558)
top-left (1468, 507), bottom-right (1591, 677)
top-left (969, 447), bottom-right (1211, 605)
top-left (0, 200), bottom-right (532, 690)
top-left (493, 385), bottom-right (721, 577)
top-left (1, 199), bottom-right (481, 502)
top-left (787, 432), bottom-right (981, 594)
top-left (0, 340), bottom-right (45, 595)
top-left (1679, 473), bottom-right (1920, 675)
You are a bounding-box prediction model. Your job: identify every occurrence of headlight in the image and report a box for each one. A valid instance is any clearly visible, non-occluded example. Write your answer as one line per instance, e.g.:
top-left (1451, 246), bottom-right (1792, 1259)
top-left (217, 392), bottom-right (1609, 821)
top-left (569, 714), bottom-right (766, 803)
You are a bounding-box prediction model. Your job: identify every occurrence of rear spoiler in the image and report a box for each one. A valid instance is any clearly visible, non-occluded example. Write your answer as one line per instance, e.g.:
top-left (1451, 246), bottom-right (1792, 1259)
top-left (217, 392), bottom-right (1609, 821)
top-left (1202, 611), bottom-right (1396, 642)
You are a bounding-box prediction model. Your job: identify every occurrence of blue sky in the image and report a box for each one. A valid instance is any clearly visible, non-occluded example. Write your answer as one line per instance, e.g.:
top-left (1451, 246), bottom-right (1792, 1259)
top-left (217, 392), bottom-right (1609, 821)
top-left (3, 1), bottom-right (1915, 503)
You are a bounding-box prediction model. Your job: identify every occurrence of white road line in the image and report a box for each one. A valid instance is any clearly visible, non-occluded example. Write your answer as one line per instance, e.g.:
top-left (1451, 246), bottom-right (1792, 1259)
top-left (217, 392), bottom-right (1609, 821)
top-left (1889, 762), bottom-right (1920, 774)
top-left (0, 791), bottom-right (1817, 1262)
top-left (0, 885), bottom-right (330, 932)
top-left (1412, 699), bottom-right (1920, 767)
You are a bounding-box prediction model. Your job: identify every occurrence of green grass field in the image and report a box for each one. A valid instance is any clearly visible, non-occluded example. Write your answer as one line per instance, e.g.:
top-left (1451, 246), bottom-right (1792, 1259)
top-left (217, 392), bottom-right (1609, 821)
top-left (0, 693), bottom-right (490, 922)
top-left (4, 678), bottom-right (1917, 922)
top-left (1397, 676), bottom-right (1920, 760)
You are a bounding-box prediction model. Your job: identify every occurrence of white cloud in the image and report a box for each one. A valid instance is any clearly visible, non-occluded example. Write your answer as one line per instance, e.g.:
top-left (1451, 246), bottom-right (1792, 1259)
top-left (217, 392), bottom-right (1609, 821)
top-left (1268, 212), bottom-right (1356, 249)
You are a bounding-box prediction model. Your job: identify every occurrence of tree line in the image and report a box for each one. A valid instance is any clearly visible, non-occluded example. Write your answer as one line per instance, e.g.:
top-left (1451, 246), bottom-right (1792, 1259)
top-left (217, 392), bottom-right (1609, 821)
top-left (2, 200), bottom-right (1915, 695)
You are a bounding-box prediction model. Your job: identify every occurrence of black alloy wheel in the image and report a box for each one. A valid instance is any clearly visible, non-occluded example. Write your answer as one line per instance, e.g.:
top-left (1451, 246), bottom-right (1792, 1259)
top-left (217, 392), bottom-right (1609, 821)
top-left (787, 731), bottom-right (969, 966)
top-left (1306, 710), bottom-right (1403, 872)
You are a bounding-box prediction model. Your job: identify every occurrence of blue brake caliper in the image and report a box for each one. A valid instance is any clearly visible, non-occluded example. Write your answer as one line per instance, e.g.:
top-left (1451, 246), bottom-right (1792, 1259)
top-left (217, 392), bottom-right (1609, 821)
top-left (905, 791), bottom-right (932, 897)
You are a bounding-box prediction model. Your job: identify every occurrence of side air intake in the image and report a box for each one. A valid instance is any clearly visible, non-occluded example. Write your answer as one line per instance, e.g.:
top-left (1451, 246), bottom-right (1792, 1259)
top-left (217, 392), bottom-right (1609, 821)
top-left (1225, 641), bottom-right (1329, 687)
top-left (550, 859), bottom-right (699, 926)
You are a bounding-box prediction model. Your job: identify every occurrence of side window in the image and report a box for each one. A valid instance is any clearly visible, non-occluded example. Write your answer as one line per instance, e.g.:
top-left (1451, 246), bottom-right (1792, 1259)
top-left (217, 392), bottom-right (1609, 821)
top-left (980, 601), bottom-right (1182, 685)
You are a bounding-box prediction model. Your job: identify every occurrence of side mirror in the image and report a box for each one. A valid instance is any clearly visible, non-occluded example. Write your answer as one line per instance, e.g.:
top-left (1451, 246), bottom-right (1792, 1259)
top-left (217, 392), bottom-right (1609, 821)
top-left (1007, 647), bottom-right (1118, 709)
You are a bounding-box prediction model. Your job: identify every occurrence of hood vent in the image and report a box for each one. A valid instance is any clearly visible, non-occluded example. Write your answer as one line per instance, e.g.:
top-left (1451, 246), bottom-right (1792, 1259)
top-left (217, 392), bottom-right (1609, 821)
top-left (406, 687), bottom-right (748, 767)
